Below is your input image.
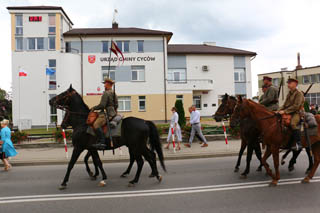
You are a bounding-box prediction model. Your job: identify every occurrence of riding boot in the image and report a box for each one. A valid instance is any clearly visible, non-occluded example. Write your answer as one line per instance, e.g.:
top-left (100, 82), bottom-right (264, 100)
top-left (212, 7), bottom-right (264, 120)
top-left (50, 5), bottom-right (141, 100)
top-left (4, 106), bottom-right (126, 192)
top-left (291, 129), bottom-right (302, 151)
top-left (92, 128), bottom-right (107, 150)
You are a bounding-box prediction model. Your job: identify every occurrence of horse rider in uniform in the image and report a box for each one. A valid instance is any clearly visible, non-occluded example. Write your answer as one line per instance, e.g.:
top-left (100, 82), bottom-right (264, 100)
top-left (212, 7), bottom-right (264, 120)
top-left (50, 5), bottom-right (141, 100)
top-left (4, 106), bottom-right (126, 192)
top-left (278, 77), bottom-right (305, 151)
top-left (91, 77), bottom-right (118, 150)
top-left (259, 76), bottom-right (279, 111)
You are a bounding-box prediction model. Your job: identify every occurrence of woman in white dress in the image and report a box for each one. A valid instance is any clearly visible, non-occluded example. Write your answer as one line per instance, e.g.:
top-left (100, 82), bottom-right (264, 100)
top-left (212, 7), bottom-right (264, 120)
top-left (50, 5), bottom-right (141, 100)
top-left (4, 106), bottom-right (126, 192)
top-left (165, 107), bottom-right (182, 150)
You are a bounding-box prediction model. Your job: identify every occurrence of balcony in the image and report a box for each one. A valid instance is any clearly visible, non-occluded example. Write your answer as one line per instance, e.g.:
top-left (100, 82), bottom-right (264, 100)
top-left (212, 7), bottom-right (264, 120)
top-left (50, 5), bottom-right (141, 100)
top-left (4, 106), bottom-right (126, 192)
top-left (166, 79), bottom-right (214, 91)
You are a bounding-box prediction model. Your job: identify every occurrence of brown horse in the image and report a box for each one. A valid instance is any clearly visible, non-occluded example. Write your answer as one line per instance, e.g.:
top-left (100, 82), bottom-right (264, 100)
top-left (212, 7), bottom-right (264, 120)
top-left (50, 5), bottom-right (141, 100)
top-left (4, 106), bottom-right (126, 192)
top-left (233, 96), bottom-right (320, 186)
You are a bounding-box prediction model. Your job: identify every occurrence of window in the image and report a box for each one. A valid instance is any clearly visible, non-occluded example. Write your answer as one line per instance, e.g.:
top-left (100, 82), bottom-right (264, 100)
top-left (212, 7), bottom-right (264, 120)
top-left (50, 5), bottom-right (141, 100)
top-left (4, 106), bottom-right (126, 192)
top-left (28, 38), bottom-right (44, 50)
top-left (303, 75), bottom-right (310, 84)
top-left (15, 15), bottom-right (23, 35)
top-left (167, 69), bottom-right (186, 82)
top-left (176, 95), bottom-right (183, 102)
top-left (305, 93), bottom-right (320, 105)
top-left (139, 96), bottom-right (146, 111)
top-left (272, 78), bottom-right (279, 87)
top-left (131, 66), bottom-right (145, 81)
top-left (48, 14), bottom-right (56, 34)
top-left (102, 66), bottom-right (116, 81)
top-left (65, 42), bottom-right (71, 52)
top-left (311, 74), bottom-right (317, 83)
top-left (49, 94), bottom-right (57, 123)
top-left (15, 37), bottom-right (23, 51)
top-left (118, 96), bottom-right (131, 111)
top-left (193, 95), bottom-right (201, 109)
top-left (138, 40), bottom-right (144, 52)
top-left (48, 59), bottom-right (56, 90)
top-left (317, 74), bottom-right (320, 83)
top-left (102, 41), bottom-right (108, 53)
top-left (49, 37), bottom-right (55, 50)
top-left (116, 41), bottom-right (130, 52)
top-left (234, 68), bottom-right (246, 82)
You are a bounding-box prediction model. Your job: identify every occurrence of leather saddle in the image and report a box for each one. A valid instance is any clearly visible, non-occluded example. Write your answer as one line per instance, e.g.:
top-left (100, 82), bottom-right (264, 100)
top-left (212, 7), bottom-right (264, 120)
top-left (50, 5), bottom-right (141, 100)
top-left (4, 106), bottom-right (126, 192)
top-left (281, 114), bottom-right (292, 127)
top-left (86, 112), bottom-right (121, 136)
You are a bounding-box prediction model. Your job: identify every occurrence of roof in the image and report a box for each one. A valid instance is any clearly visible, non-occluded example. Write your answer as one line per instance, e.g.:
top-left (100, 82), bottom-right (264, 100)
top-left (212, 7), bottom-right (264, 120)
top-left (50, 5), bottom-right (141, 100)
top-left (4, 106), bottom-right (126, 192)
top-left (167, 44), bottom-right (256, 56)
top-left (6, 6), bottom-right (73, 25)
top-left (63, 27), bottom-right (173, 40)
top-left (258, 65), bottom-right (320, 76)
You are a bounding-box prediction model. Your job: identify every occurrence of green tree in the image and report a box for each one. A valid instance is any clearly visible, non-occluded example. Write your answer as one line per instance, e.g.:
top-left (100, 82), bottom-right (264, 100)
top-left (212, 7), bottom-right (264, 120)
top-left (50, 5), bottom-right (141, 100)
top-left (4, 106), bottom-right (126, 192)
top-left (175, 100), bottom-right (186, 128)
top-left (0, 88), bottom-right (6, 100)
top-left (304, 101), bottom-right (310, 112)
top-left (0, 88), bottom-right (12, 120)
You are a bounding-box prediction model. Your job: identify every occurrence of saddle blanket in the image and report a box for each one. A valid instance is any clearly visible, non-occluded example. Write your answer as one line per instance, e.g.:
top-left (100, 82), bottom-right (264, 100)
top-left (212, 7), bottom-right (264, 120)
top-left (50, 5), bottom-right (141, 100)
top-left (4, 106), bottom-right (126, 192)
top-left (302, 126), bottom-right (318, 136)
top-left (86, 120), bottom-right (122, 138)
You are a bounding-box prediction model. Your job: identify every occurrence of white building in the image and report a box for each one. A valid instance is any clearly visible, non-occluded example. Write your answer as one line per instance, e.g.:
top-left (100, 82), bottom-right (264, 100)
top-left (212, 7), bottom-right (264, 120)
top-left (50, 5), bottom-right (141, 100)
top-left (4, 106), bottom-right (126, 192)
top-left (7, 6), bottom-right (256, 128)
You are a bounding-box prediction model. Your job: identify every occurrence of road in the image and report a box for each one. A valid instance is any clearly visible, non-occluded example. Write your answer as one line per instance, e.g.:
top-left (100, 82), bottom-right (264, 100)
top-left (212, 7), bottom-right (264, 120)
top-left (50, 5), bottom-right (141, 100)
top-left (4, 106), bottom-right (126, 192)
top-left (0, 154), bottom-right (320, 213)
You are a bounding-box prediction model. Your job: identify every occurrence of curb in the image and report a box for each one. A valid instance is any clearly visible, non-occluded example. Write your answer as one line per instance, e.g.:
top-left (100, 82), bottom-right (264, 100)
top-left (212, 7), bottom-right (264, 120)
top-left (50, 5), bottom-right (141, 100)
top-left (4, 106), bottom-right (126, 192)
top-left (10, 152), bottom-right (242, 167)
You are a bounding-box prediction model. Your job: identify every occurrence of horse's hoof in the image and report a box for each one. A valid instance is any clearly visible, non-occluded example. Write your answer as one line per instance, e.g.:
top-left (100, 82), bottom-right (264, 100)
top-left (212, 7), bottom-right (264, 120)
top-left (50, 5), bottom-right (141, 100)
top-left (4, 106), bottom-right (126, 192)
top-left (91, 176), bottom-right (97, 181)
top-left (89, 171), bottom-right (94, 177)
top-left (99, 180), bottom-right (106, 187)
top-left (269, 181), bottom-right (278, 187)
top-left (120, 173), bottom-right (128, 178)
top-left (288, 166), bottom-right (295, 172)
top-left (59, 185), bottom-right (67, 190)
top-left (256, 167), bottom-right (262, 172)
top-left (149, 173), bottom-right (156, 178)
top-left (240, 174), bottom-right (247, 179)
top-left (234, 168), bottom-right (239, 173)
top-left (157, 175), bottom-right (163, 183)
top-left (281, 160), bottom-right (285, 165)
top-left (301, 177), bottom-right (310, 184)
top-left (128, 182), bottom-right (136, 187)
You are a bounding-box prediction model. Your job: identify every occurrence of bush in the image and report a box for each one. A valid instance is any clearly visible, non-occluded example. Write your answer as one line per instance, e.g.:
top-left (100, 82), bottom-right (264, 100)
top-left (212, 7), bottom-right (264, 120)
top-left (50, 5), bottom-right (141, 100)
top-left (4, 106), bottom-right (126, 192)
top-left (53, 129), bottom-right (72, 142)
top-left (156, 123), bottom-right (170, 136)
top-left (175, 100), bottom-right (186, 128)
top-left (304, 101), bottom-right (310, 112)
top-left (11, 131), bottom-right (28, 143)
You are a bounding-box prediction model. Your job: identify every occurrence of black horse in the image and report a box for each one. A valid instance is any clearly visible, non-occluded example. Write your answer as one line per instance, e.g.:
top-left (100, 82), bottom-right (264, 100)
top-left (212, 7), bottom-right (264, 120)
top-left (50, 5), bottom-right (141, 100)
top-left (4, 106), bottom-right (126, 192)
top-left (49, 85), bottom-right (166, 189)
top-left (214, 94), bottom-right (263, 178)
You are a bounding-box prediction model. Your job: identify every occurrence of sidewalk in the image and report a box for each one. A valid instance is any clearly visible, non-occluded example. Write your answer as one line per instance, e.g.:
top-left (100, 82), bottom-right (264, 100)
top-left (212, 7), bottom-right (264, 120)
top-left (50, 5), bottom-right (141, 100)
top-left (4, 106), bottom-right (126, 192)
top-left (9, 140), bottom-right (242, 166)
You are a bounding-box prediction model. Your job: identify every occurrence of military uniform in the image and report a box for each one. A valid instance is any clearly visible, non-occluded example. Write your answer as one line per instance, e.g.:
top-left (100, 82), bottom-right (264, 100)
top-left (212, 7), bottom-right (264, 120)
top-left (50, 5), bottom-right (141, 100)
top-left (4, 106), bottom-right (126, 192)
top-left (92, 89), bottom-right (118, 129)
top-left (279, 88), bottom-right (304, 129)
top-left (259, 85), bottom-right (279, 111)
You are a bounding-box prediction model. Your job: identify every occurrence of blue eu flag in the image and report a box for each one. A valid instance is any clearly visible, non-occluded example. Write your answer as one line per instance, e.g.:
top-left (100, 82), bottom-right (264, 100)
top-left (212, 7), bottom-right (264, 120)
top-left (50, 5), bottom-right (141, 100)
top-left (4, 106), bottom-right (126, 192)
top-left (46, 68), bottom-right (56, 76)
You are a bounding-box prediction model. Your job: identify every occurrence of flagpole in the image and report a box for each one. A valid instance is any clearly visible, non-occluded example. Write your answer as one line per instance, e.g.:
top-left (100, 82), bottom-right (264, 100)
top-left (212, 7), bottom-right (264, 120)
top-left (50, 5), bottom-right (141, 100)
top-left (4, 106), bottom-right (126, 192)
top-left (107, 39), bottom-right (113, 78)
top-left (18, 67), bottom-right (21, 130)
top-left (45, 65), bottom-right (48, 131)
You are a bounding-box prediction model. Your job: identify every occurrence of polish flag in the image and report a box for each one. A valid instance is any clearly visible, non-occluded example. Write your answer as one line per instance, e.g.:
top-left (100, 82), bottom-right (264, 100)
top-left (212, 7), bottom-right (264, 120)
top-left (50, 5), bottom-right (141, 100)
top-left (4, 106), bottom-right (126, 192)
top-left (110, 41), bottom-right (125, 64)
top-left (19, 69), bottom-right (27, 77)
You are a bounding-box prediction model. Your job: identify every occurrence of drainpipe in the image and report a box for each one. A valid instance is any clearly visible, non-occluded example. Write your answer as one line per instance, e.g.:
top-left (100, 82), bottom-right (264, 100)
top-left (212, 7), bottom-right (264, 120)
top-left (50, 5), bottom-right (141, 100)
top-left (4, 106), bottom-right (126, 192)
top-left (79, 35), bottom-right (84, 97)
top-left (162, 36), bottom-right (167, 122)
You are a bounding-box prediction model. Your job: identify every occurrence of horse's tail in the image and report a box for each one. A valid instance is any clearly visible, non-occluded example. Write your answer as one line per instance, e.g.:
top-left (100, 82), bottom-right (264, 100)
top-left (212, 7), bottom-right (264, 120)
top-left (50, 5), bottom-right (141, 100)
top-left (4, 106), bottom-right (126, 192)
top-left (145, 120), bottom-right (166, 172)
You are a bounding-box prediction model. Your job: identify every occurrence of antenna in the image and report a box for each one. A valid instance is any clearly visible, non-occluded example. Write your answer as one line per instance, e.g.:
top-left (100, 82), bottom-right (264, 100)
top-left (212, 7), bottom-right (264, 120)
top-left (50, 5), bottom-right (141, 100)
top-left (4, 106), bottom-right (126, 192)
top-left (112, 9), bottom-right (118, 24)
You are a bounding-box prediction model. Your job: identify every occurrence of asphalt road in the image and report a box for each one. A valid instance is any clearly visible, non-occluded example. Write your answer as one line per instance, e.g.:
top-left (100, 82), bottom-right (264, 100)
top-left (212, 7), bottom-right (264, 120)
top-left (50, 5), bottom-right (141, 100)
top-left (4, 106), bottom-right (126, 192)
top-left (0, 153), bottom-right (320, 213)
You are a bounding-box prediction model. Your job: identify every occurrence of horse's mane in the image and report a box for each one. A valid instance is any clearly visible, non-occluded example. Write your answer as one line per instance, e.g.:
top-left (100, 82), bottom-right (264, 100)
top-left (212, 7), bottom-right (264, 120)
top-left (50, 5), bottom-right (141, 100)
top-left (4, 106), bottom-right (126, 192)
top-left (223, 94), bottom-right (237, 101)
top-left (72, 89), bottom-right (90, 111)
top-left (246, 99), bottom-right (275, 115)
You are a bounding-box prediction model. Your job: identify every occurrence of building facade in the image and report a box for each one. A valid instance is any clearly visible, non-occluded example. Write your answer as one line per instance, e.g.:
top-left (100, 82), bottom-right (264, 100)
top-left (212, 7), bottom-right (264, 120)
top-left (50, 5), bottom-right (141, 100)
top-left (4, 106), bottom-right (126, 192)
top-left (8, 6), bottom-right (256, 128)
top-left (258, 62), bottom-right (320, 106)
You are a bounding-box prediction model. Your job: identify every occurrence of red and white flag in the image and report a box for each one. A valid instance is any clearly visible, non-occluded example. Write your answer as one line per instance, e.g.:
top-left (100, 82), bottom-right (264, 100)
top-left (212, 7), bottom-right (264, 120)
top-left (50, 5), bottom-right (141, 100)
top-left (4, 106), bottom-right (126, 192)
top-left (110, 41), bottom-right (124, 64)
top-left (19, 69), bottom-right (27, 77)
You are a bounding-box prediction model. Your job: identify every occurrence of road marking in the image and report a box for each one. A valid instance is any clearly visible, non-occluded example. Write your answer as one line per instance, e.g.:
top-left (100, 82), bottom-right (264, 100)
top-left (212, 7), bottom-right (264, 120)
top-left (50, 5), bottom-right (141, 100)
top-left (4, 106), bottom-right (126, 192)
top-left (1, 176), bottom-right (319, 204)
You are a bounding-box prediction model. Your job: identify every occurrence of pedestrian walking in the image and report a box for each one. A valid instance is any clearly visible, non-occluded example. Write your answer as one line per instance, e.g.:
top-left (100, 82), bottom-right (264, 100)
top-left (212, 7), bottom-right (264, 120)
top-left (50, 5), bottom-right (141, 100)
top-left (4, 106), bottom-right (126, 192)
top-left (185, 106), bottom-right (208, 148)
top-left (0, 119), bottom-right (18, 171)
top-left (165, 107), bottom-right (182, 150)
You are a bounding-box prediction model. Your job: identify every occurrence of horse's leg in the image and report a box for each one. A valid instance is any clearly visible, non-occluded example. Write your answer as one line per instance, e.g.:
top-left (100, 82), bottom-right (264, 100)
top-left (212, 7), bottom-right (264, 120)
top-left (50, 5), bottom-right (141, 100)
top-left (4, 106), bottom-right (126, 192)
top-left (303, 143), bottom-right (320, 183)
top-left (129, 155), bottom-right (144, 186)
top-left (91, 150), bottom-right (100, 179)
top-left (288, 149), bottom-right (301, 172)
top-left (60, 148), bottom-right (83, 190)
top-left (84, 151), bottom-right (93, 177)
top-left (281, 149), bottom-right (291, 165)
top-left (262, 145), bottom-right (273, 178)
top-left (142, 149), bottom-right (162, 182)
top-left (254, 142), bottom-right (263, 171)
top-left (91, 151), bottom-right (107, 187)
top-left (305, 147), bottom-right (314, 174)
top-left (235, 140), bottom-right (247, 172)
top-left (270, 145), bottom-right (280, 186)
top-left (240, 143), bottom-right (253, 178)
top-left (121, 149), bottom-right (134, 178)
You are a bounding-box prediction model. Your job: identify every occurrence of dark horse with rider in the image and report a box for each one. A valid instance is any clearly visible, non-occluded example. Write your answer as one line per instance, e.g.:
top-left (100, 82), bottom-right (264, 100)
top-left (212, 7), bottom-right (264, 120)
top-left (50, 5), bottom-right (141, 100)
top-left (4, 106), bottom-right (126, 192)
top-left (49, 78), bottom-right (166, 189)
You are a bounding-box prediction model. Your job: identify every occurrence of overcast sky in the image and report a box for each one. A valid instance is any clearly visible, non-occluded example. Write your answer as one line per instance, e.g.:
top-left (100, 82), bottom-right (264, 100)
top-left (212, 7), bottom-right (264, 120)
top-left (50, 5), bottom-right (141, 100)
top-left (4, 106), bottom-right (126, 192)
top-left (1, 0), bottom-right (320, 96)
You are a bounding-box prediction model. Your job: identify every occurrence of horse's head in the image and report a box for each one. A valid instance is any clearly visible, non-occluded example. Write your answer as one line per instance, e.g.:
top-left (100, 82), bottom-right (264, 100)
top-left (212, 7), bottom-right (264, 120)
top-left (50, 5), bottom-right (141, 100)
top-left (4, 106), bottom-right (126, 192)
top-left (230, 96), bottom-right (251, 128)
top-left (213, 93), bottom-right (237, 122)
top-left (49, 84), bottom-right (76, 110)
